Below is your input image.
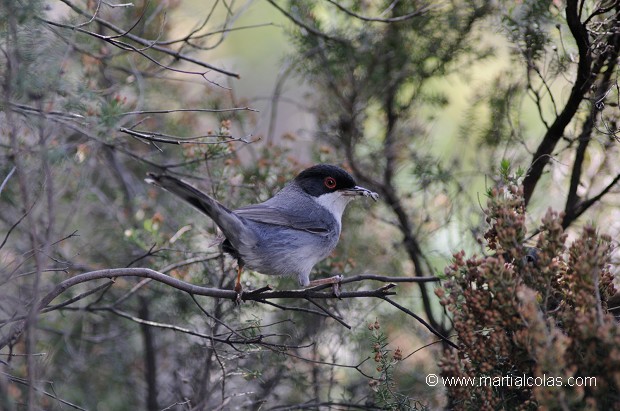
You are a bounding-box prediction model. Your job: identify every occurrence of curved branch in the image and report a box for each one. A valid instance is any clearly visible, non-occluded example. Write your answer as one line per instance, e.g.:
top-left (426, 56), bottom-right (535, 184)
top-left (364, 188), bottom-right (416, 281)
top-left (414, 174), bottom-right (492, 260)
top-left (382, 297), bottom-right (458, 350)
top-left (264, 0), bottom-right (347, 43)
top-left (0, 268), bottom-right (442, 350)
top-left (565, 172), bottom-right (620, 229)
top-left (324, 0), bottom-right (433, 23)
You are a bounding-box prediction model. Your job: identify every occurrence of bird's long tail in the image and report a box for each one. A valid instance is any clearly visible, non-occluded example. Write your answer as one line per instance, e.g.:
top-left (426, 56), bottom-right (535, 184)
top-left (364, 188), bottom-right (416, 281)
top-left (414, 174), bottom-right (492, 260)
top-left (145, 173), bottom-right (249, 244)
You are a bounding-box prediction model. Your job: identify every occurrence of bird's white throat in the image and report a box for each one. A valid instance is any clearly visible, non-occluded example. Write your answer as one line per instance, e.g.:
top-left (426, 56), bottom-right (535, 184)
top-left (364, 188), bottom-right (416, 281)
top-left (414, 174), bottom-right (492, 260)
top-left (313, 191), bottom-right (354, 228)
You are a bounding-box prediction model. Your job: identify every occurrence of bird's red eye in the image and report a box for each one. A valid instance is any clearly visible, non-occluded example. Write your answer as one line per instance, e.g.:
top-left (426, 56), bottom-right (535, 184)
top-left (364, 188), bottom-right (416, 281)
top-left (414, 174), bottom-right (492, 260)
top-left (324, 177), bottom-right (337, 189)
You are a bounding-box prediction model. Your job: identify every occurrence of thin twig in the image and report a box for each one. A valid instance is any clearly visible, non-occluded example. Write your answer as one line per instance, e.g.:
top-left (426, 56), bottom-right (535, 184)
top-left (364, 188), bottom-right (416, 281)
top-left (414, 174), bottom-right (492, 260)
top-left (381, 296), bottom-right (458, 350)
top-left (324, 0), bottom-right (435, 23)
top-left (305, 297), bottom-right (351, 329)
top-left (119, 127), bottom-right (253, 145)
top-left (0, 166), bottom-right (16, 195)
top-left (1, 371), bottom-right (87, 410)
top-left (51, 0), bottom-right (240, 78)
top-left (120, 107), bottom-right (258, 116)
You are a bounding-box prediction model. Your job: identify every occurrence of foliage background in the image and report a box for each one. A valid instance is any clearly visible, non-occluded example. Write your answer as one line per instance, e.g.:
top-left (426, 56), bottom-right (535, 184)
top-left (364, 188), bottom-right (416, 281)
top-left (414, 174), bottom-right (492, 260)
top-left (1, 0), bottom-right (619, 409)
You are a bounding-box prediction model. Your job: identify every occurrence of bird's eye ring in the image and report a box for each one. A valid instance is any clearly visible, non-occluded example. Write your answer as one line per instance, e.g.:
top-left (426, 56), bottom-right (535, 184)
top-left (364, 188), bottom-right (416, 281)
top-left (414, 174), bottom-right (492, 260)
top-left (324, 177), bottom-right (337, 189)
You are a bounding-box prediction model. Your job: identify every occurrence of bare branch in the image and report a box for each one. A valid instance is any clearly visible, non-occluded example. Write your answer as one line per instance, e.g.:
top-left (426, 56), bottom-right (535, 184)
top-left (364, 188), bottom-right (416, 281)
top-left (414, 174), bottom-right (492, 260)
top-left (264, 0), bottom-right (347, 43)
top-left (305, 297), bottom-right (350, 329)
top-left (0, 267), bottom-right (442, 350)
top-left (0, 166), bottom-right (16, 196)
top-left (324, 0), bottom-right (434, 23)
top-left (41, 0), bottom-right (241, 78)
top-left (160, 22), bottom-right (278, 47)
top-left (106, 307), bottom-right (295, 350)
top-left (119, 107), bottom-right (258, 116)
top-left (522, 0), bottom-right (619, 205)
top-left (41, 281), bottom-right (115, 314)
top-left (1, 371), bottom-right (87, 410)
top-left (566, 172), bottom-right (620, 228)
top-left (119, 107), bottom-right (259, 116)
top-left (0, 207), bottom-right (32, 252)
top-left (119, 127), bottom-right (254, 145)
top-left (381, 296), bottom-right (458, 350)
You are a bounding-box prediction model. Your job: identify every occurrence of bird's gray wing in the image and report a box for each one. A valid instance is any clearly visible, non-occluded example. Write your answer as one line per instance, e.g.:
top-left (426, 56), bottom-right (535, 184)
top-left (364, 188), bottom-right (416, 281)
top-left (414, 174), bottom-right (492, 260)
top-left (234, 204), bottom-right (330, 234)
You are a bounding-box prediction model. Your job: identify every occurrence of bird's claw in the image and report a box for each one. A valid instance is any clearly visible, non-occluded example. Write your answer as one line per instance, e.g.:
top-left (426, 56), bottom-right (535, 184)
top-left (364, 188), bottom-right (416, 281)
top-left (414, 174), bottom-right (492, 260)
top-left (234, 282), bottom-right (243, 304)
top-left (332, 275), bottom-right (343, 297)
top-left (366, 191), bottom-right (380, 201)
top-left (332, 281), bottom-right (341, 297)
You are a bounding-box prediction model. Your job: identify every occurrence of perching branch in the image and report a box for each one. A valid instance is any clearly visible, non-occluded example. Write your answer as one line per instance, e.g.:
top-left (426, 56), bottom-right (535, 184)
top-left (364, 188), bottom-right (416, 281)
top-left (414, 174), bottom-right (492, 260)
top-left (0, 267), bottom-right (445, 350)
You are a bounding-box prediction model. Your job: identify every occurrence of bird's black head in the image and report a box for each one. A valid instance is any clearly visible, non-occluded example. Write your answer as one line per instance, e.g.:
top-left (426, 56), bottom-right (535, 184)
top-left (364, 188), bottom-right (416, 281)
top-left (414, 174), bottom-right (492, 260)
top-left (294, 164), bottom-right (357, 197)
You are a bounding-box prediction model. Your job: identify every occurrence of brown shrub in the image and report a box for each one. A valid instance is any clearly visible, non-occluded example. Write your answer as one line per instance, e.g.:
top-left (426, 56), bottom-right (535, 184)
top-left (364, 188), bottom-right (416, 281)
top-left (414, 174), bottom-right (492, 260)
top-left (438, 181), bottom-right (619, 410)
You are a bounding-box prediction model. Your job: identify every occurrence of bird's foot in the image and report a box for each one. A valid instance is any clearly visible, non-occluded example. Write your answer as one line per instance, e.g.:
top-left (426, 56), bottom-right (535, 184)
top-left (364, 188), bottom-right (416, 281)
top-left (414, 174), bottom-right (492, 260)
top-left (234, 281), bottom-right (243, 304)
top-left (306, 275), bottom-right (343, 297)
top-left (332, 281), bottom-right (342, 298)
top-left (233, 264), bottom-right (244, 304)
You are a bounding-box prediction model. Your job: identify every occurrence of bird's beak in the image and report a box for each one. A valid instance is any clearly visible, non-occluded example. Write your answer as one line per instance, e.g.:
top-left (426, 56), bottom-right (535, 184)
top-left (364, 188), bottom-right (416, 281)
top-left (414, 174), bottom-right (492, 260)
top-left (342, 186), bottom-right (379, 201)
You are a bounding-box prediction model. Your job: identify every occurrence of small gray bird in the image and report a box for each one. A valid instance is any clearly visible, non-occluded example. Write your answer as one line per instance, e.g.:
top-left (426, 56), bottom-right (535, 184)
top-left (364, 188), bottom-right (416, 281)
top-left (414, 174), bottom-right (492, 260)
top-left (146, 164), bottom-right (378, 291)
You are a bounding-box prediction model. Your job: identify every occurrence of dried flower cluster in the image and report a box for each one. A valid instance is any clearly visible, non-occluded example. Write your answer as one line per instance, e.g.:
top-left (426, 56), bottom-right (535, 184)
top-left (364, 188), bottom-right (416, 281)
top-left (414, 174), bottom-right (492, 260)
top-left (437, 181), bottom-right (619, 410)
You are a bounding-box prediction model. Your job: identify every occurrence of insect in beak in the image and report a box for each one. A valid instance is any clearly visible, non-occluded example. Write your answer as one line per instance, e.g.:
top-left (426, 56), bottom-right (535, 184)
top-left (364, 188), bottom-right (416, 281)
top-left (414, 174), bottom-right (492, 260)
top-left (343, 186), bottom-right (379, 201)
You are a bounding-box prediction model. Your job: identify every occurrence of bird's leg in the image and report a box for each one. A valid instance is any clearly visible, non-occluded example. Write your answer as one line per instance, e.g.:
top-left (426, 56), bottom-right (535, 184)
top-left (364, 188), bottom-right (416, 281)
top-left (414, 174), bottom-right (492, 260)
top-left (234, 264), bottom-right (243, 295)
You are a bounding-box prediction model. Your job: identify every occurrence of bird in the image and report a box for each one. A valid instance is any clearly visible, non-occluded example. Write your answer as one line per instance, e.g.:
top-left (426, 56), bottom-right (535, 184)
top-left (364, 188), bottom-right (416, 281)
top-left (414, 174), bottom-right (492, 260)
top-left (146, 164), bottom-right (378, 292)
